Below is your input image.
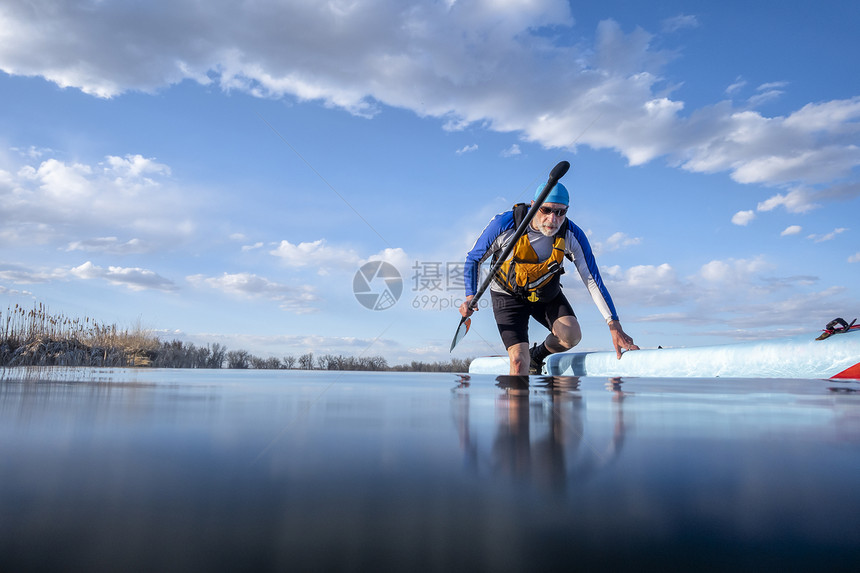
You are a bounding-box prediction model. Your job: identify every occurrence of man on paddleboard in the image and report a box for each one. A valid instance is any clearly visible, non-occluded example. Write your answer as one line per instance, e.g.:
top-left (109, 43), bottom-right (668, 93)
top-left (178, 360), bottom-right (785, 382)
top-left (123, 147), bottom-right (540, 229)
top-left (459, 182), bottom-right (639, 375)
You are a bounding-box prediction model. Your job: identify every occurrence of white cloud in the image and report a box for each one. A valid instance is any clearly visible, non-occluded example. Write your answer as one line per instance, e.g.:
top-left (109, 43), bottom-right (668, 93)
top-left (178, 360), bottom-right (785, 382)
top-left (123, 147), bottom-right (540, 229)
top-left (698, 256), bottom-right (772, 285)
top-left (187, 272), bottom-right (319, 313)
top-left (783, 97), bottom-right (860, 131)
top-left (581, 254), bottom-right (852, 338)
top-left (731, 210), bottom-right (755, 226)
top-left (69, 261), bottom-right (177, 291)
top-left (732, 146), bottom-right (860, 186)
top-left (0, 263), bottom-right (66, 284)
top-left (757, 188), bottom-right (819, 214)
top-left (746, 81), bottom-right (788, 107)
top-left (677, 98), bottom-right (860, 191)
top-left (699, 286), bottom-right (849, 332)
top-left (849, 253), bottom-right (860, 263)
top-left (807, 227), bottom-right (848, 243)
top-left (662, 15), bottom-right (699, 33)
top-left (270, 239), bottom-right (362, 271)
top-left (747, 89), bottom-right (784, 108)
top-left (819, 181), bottom-right (860, 203)
top-left (456, 144), bottom-right (478, 155)
top-left (500, 144), bottom-right (521, 157)
top-left (0, 152), bottom-right (191, 247)
top-left (269, 239), bottom-right (407, 275)
top-left (780, 225), bottom-right (802, 236)
top-left (175, 331), bottom-right (402, 360)
top-left (757, 81), bottom-right (789, 92)
top-left (104, 154), bottom-right (170, 182)
top-left (756, 180), bottom-right (860, 215)
top-left (23, 158), bottom-right (93, 200)
top-left (623, 263), bottom-right (676, 285)
top-left (363, 247), bottom-right (410, 271)
top-left (602, 263), bottom-right (681, 306)
top-left (0, 284), bottom-right (34, 297)
top-left (726, 76), bottom-right (747, 95)
top-left (11, 145), bottom-right (53, 159)
top-left (604, 232), bottom-right (642, 252)
top-left (65, 237), bottom-right (149, 254)
top-left (1, 2), bottom-right (857, 199)
top-left (615, 256), bottom-right (841, 336)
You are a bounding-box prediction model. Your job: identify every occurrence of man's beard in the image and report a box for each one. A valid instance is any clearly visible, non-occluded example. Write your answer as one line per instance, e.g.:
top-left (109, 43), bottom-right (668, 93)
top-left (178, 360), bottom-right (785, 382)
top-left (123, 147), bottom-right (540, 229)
top-left (536, 221), bottom-right (561, 237)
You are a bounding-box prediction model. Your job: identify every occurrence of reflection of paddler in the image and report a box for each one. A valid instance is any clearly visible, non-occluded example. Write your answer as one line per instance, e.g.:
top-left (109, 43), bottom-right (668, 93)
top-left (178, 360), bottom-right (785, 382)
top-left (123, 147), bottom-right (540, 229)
top-left (450, 376), bottom-right (478, 473)
top-left (531, 377), bottom-right (584, 492)
top-left (494, 376), bottom-right (533, 481)
top-left (450, 375), bottom-right (629, 494)
top-left (493, 375), bottom-right (586, 493)
top-left (603, 378), bottom-right (627, 461)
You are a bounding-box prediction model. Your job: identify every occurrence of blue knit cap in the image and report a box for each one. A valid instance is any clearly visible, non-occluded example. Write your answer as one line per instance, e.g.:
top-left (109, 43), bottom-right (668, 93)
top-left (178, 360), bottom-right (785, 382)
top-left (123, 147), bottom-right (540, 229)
top-left (534, 182), bottom-right (569, 206)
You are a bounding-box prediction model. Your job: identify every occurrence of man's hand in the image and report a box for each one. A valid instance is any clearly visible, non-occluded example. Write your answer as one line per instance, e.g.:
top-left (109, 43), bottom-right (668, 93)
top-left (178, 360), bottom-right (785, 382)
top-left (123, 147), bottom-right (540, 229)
top-left (459, 295), bottom-right (476, 318)
top-left (609, 320), bottom-right (639, 359)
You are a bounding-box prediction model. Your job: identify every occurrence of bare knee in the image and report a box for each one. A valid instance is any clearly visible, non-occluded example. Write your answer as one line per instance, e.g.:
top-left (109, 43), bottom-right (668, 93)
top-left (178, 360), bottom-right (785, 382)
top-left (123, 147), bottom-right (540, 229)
top-left (553, 318), bottom-right (582, 349)
top-left (507, 343), bottom-right (529, 375)
top-left (560, 330), bottom-right (582, 348)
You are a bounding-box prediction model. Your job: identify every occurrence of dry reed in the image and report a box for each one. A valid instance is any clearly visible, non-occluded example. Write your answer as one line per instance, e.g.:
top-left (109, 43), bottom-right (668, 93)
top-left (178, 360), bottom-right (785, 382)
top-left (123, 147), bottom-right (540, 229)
top-left (0, 303), bottom-right (472, 371)
top-left (0, 303), bottom-right (159, 367)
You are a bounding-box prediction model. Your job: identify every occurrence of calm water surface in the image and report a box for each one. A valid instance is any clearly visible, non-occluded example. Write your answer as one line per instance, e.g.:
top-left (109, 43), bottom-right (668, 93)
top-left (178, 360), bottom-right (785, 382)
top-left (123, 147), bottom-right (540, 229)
top-left (1, 367), bottom-right (859, 571)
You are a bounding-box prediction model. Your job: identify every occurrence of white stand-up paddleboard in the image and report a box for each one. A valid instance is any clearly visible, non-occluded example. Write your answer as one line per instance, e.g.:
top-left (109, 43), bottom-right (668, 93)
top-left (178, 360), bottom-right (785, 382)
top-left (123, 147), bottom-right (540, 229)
top-left (468, 327), bottom-right (860, 379)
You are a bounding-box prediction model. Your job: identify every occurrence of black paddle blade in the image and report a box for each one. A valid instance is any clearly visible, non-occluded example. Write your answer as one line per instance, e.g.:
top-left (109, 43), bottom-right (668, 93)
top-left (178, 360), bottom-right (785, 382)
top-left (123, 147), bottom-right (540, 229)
top-left (450, 316), bottom-right (471, 352)
top-left (550, 160), bottom-right (570, 181)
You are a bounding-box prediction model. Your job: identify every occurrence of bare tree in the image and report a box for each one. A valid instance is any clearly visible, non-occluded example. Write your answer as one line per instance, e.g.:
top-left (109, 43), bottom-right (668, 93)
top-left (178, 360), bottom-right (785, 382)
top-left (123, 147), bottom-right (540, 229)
top-left (298, 352), bottom-right (314, 370)
top-left (227, 349), bottom-right (250, 369)
top-left (207, 343), bottom-right (226, 368)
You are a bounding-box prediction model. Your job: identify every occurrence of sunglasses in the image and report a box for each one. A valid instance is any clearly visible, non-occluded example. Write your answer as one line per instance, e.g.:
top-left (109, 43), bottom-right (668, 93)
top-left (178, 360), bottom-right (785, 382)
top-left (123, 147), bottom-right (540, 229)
top-left (538, 206), bottom-right (568, 217)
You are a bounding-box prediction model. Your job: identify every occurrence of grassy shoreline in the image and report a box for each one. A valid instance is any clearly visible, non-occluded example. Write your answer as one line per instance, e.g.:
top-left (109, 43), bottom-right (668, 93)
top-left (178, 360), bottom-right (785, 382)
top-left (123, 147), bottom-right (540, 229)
top-left (1, 304), bottom-right (471, 372)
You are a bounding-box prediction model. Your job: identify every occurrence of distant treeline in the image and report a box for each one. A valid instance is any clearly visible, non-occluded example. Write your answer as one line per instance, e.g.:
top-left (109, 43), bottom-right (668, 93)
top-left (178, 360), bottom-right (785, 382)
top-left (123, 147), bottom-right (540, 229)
top-left (0, 304), bottom-right (471, 372)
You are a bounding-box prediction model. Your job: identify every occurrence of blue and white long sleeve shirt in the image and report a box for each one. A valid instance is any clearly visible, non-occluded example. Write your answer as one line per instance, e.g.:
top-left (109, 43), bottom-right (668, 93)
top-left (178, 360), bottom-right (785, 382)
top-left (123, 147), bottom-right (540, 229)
top-left (464, 210), bottom-right (620, 324)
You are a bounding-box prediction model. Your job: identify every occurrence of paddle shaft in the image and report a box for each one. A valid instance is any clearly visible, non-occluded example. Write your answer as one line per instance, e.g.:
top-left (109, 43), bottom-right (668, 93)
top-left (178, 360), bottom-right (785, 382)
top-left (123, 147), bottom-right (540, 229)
top-left (465, 160), bottom-right (570, 313)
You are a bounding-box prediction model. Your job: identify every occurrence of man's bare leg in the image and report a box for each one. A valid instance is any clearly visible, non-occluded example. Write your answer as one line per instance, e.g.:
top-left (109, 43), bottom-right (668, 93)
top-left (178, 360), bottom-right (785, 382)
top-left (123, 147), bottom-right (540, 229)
top-left (509, 317), bottom-right (582, 375)
top-left (528, 316), bottom-right (583, 373)
top-left (546, 315), bottom-right (582, 352)
top-left (507, 342), bottom-right (529, 375)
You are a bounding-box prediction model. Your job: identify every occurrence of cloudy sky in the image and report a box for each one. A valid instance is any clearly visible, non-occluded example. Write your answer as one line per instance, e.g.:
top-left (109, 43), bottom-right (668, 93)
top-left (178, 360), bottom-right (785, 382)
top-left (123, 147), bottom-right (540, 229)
top-left (1, 0), bottom-right (858, 363)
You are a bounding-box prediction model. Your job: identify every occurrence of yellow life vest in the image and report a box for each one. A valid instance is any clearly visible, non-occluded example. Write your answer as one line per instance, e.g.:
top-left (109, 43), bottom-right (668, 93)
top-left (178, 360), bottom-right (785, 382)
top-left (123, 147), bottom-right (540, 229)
top-left (494, 205), bottom-right (567, 302)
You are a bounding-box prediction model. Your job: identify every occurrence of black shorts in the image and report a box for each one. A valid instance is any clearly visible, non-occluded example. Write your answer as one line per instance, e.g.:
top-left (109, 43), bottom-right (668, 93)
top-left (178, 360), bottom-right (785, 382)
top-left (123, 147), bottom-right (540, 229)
top-left (491, 290), bottom-right (575, 349)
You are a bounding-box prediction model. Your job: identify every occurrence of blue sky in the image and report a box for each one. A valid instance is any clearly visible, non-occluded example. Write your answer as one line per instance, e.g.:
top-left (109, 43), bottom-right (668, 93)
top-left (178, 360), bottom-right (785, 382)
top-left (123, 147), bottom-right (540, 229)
top-left (1, 0), bottom-right (858, 364)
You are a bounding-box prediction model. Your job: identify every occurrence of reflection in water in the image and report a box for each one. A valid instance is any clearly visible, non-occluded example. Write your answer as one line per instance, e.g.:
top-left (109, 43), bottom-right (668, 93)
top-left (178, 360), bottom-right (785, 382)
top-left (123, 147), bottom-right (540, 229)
top-left (0, 365), bottom-right (131, 384)
top-left (2, 368), bottom-right (859, 571)
top-left (451, 375), bottom-right (628, 494)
